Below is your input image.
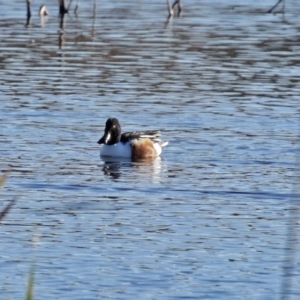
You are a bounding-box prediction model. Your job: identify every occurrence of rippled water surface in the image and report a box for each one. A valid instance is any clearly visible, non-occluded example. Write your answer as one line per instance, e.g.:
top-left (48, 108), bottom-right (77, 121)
top-left (0, 0), bottom-right (299, 299)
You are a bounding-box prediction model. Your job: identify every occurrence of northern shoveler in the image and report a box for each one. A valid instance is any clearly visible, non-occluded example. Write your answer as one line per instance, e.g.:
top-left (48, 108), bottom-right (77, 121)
top-left (97, 118), bottom-right (168, 159)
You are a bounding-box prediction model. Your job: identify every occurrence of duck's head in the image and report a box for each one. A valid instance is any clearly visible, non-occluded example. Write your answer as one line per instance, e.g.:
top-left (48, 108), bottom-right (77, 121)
top-left (97, 118), bottom-right (122, 145)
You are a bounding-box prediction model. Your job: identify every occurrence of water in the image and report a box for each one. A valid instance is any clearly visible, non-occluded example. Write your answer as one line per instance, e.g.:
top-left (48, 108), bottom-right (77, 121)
top-left (0, 0), bottom-right (299, 299)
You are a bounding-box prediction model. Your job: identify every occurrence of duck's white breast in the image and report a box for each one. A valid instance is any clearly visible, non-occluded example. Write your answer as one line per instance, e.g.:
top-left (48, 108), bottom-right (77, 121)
top-left (100, 142), bottom-right (132, 158)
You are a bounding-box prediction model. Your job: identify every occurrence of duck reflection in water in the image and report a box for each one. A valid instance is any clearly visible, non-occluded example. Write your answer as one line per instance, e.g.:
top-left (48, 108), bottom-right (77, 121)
top-left (101, 156), bottom-right (165, 181)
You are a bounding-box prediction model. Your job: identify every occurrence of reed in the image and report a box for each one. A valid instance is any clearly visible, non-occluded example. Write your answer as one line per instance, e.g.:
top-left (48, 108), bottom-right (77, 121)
top-left (25, 264), bottom-right (35, 300)
top-left (0, 173), bottom-right (35, 299)
top-left (0, 173), bottom-right (16, 223)
top-left (268, 0), bottom-right (285, 13)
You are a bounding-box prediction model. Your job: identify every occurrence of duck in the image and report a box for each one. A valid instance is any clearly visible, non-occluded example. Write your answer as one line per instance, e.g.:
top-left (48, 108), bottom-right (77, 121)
top-left (97, 118), bottom-right (168, 159)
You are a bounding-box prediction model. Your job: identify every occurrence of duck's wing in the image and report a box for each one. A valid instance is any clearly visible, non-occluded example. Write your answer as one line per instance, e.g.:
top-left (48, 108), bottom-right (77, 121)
top-left (121, 130), bottom-right (161, 143)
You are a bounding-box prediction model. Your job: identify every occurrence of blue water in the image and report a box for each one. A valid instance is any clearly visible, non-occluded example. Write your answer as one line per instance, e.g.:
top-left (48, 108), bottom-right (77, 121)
top-left (0, 0), bottom-right (299, 299)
